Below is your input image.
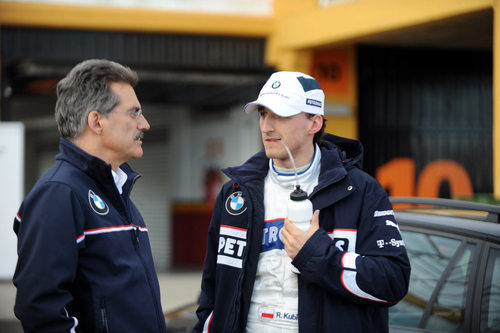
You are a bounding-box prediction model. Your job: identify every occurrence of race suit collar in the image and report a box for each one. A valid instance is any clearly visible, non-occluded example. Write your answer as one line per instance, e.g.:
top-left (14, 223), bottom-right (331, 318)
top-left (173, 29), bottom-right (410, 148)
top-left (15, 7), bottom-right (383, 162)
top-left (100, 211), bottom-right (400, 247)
top-left (268, 144), bottom-right (321, 193)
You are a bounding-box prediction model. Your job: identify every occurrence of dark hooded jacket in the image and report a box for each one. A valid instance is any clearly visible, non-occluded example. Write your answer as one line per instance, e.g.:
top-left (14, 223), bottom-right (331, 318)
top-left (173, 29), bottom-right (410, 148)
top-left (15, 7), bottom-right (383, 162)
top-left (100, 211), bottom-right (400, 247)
top-left (195, 134), bottom-right (410, 332)
top-left (13, 138), bottom-right (167, 333)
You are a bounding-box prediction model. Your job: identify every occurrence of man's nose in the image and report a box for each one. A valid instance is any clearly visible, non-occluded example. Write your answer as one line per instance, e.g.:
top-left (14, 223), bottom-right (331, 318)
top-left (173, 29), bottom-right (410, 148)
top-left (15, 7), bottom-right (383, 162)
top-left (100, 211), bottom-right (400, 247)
top-left (138, 113), bottom-right (150, 131)
top-left (260, 116), bottom-right (274, 132)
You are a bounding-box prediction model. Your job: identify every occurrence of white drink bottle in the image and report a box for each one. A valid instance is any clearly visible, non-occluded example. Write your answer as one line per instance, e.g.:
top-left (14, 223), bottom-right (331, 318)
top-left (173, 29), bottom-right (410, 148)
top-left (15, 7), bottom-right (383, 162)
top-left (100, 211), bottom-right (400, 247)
top-left (287, 184), bottom-right (313, 274)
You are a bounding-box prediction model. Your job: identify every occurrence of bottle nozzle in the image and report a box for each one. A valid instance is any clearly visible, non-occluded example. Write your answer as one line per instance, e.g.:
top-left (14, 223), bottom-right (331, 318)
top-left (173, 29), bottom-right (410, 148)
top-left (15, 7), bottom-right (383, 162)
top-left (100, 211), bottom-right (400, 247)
top-left (290, 185), bottom-right (308, 201)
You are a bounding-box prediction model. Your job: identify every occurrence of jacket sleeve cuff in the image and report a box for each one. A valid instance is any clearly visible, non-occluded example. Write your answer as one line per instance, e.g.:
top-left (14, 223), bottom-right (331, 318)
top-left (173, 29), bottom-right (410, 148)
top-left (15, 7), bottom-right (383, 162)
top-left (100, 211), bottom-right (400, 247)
top-left (291, 229), bottom-right (330, 270)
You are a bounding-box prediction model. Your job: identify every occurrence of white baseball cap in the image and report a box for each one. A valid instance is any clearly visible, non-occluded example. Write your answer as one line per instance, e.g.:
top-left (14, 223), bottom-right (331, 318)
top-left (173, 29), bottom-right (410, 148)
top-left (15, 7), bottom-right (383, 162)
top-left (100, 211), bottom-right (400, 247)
top-left (244, 71), bottom-right (324, 117)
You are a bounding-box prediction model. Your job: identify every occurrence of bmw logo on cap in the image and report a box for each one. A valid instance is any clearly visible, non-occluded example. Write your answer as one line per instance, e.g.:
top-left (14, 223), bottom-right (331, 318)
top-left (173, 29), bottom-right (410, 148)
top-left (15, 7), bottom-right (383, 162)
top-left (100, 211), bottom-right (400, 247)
top-left (271, 81), bottom-right (281, 89)
top-left (88, 190), bottom-right (109, 215)
top-left (225, 191), bottom-right (247, 216)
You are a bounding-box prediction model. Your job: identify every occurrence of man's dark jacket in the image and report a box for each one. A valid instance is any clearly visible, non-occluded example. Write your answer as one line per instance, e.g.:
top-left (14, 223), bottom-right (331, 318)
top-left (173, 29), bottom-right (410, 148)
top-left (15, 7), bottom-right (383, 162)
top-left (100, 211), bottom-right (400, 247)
top-left (13, 139), bottom-right (167, 333)
top-left (195, 134), bottom-right (411, 332)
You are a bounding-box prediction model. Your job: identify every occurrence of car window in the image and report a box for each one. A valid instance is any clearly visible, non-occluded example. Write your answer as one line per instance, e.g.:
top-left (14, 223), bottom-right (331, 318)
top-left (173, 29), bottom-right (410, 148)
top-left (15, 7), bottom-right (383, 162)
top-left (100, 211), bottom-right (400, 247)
top-left (424, 242), bottom-right (474, 331)
top-left (480, 247), bottom-right (500, 332)
top-left (389, 229), bottom-right (476, 332)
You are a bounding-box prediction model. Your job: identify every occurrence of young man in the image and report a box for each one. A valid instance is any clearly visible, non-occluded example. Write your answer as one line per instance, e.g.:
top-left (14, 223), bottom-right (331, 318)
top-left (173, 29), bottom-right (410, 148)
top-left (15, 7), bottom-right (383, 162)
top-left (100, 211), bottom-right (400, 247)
top-left (195, 71), bottom-right (410, 332)
top-left (13, 59), bottom-right (167, 333)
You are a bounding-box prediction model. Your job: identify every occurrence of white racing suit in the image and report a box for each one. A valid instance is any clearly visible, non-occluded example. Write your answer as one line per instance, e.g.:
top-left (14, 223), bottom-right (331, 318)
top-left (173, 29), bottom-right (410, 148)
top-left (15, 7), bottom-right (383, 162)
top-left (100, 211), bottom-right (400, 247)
top-left (246, 147), bottom-right (321, 332)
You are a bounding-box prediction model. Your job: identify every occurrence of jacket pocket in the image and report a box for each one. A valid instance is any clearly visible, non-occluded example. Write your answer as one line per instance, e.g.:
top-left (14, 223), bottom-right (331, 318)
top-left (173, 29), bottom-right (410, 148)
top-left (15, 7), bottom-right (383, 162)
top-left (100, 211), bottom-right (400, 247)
top-left (100, 298), bottom-right (111, 333)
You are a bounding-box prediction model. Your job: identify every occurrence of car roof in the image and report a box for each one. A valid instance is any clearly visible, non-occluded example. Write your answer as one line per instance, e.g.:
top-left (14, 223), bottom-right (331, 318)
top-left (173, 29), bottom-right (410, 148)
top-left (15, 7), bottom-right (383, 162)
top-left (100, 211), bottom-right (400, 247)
top-left (395, 211), bottom-right (500, 242)
top-left (390, 197), bottom-right (500, 243)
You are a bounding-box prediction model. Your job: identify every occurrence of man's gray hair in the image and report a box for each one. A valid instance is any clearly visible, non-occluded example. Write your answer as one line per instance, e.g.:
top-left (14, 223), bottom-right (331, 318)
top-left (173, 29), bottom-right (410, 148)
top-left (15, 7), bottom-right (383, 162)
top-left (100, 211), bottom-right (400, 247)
top-left (55, 59), bottom-right (138, 139)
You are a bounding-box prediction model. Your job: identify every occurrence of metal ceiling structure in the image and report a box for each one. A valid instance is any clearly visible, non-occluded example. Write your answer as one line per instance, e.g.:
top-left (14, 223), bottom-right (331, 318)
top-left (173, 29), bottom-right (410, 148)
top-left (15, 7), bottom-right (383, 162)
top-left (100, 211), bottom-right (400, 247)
top-left (1, 27), bottom-right (273, 121)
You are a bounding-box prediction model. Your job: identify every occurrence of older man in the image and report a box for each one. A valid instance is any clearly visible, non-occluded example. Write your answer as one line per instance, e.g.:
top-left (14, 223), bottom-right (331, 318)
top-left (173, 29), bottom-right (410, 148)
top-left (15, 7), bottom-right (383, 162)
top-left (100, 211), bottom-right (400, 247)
top-left (13, 59), bottom-right (167, 333)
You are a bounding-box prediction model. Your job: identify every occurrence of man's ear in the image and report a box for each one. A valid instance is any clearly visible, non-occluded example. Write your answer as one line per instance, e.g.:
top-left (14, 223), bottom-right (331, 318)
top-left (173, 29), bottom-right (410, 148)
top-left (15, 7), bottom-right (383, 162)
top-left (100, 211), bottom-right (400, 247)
top-left (309, 114), bottom-right (323, 134)
top-left (87, 110), bottom-right (103, 135)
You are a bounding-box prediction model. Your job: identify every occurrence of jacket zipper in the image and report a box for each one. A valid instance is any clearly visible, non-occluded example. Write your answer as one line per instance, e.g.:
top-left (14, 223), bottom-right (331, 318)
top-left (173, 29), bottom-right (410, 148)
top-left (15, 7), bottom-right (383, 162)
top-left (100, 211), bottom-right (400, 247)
top-left (229, 184), bottom-right (253, 332)
top-left (123, 176), bottom-right (164, 332)
top-left (132, 224), bottom-right (140, 244)
top-left (131, 223), bottom-right (165, 332)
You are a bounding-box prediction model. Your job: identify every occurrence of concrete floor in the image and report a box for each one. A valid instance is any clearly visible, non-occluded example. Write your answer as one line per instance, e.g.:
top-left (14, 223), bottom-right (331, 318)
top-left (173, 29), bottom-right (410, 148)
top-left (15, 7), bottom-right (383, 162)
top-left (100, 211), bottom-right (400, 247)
top-left (0, 271), bottom-right (202, 332)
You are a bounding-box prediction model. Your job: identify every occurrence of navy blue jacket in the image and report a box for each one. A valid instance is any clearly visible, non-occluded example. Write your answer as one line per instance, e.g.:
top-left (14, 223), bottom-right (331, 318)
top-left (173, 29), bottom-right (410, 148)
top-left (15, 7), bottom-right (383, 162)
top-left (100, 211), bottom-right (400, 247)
top-left (13, 139), bottom-right (167, 333)
top-left (195, 134), bottom-right (410, 332)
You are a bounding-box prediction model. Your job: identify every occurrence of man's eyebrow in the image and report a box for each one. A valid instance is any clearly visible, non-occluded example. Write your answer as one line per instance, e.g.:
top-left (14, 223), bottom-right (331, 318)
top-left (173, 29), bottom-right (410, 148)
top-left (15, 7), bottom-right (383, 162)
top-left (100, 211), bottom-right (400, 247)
top-left (125, 106), bottom-right (141, 112)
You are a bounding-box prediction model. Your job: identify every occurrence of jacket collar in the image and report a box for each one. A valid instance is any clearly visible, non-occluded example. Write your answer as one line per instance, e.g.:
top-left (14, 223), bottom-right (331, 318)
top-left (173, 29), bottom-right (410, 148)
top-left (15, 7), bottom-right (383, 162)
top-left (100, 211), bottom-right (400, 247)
top-left (222, 150), bottom-right (269, 185)
top-left (56, 138), bottom-right (139, 196)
